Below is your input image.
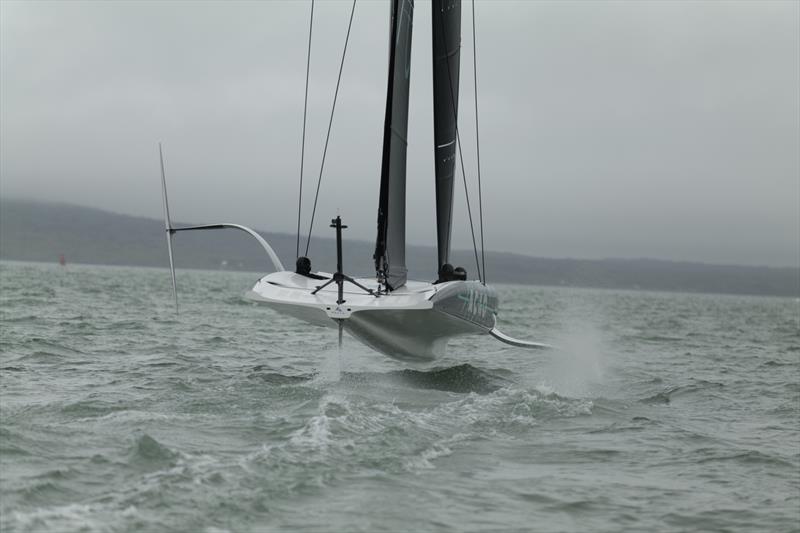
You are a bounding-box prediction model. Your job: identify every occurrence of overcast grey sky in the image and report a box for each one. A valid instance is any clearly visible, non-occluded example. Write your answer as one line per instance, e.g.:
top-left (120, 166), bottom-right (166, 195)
top-left (1, 0), bottom-right (797, 267)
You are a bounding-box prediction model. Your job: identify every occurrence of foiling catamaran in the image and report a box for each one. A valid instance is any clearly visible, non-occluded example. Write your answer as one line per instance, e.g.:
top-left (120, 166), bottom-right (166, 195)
top-left (159, 0), bottom-right (551, 362)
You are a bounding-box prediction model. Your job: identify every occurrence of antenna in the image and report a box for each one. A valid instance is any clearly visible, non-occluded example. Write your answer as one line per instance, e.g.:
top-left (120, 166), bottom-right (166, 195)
top-left (159, 142), bottom-right (179, 314)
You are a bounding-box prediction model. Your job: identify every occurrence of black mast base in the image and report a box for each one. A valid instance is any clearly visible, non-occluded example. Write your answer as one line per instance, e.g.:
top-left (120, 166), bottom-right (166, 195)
top-left (311, 273), bottom-right (378, 302)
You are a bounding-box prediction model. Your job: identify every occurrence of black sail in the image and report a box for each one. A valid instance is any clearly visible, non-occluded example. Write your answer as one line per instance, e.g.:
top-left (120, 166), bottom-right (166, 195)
top-left (431, 0), bottom-right (461, 270)
top-left (374, 0), bottom-right (414, 290)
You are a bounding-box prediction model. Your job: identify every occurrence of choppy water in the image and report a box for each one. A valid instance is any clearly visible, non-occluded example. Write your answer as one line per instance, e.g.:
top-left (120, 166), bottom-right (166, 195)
top-left (1, 260), bottom-right (798, 532)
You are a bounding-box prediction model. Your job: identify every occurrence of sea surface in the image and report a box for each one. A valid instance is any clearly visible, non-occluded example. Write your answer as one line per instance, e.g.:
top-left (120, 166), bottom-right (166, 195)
top-left (1, 260), bottom-right (798, 532)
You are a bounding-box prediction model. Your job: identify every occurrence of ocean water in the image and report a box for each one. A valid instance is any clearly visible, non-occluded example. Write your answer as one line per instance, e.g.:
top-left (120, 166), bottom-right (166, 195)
top-left (0, 260), bottom-right (798, 532)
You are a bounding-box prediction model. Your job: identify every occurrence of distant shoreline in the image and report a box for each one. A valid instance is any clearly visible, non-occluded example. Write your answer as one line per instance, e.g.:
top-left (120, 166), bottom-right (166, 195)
top-left (1, 199), bottom-right (797, 298)
top-left (3, 258), bottom-right (798, 302)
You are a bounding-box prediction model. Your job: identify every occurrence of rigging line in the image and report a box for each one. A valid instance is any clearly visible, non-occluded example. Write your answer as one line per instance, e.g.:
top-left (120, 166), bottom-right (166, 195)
top-left (305, 0), bottom-right (357, 257)
top-left (296, 0), bottom-right (315, 260)
top-left (472, 0), bottom-right (485, 285)
top-left (437, 5), bottom-right (482, 282)
top-left (455, 108), bottom-right (482, 283)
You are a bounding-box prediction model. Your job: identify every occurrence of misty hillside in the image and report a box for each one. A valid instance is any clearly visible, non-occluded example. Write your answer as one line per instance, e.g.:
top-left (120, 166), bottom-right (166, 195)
top-left (0, 199), bottom-right (797, 297)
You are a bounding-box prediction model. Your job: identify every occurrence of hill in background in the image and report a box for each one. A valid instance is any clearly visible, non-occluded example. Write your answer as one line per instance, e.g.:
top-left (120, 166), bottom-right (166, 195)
top-left (1, 198), bottom-right (796, 297)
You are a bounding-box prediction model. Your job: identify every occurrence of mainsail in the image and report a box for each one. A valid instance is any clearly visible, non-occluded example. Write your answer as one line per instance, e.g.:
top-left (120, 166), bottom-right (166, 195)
top-left (374, 0), bottom-right (414, 290)
top-left (431, 0), bottom-right (461, 270)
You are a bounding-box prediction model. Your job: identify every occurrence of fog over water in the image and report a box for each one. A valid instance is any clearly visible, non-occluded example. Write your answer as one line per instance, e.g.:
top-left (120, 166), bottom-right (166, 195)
top-left (1, 0), bottom-right (797, 267)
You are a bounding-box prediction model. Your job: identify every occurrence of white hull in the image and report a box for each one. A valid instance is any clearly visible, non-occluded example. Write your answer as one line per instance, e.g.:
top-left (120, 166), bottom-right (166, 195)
top-left (244, 271), bottom-right (498, 362)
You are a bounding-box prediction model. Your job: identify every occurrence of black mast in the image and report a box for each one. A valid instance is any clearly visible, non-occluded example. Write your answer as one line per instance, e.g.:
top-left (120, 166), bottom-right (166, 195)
top-left (432, 0), bottom-right (461, 271)
top-left (374, 0), bottom-right (414, 290)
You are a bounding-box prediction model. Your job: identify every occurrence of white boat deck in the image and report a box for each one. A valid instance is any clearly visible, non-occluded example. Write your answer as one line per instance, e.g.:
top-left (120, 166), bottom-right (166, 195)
top-left (246, 271), bottom-right (439, 322)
